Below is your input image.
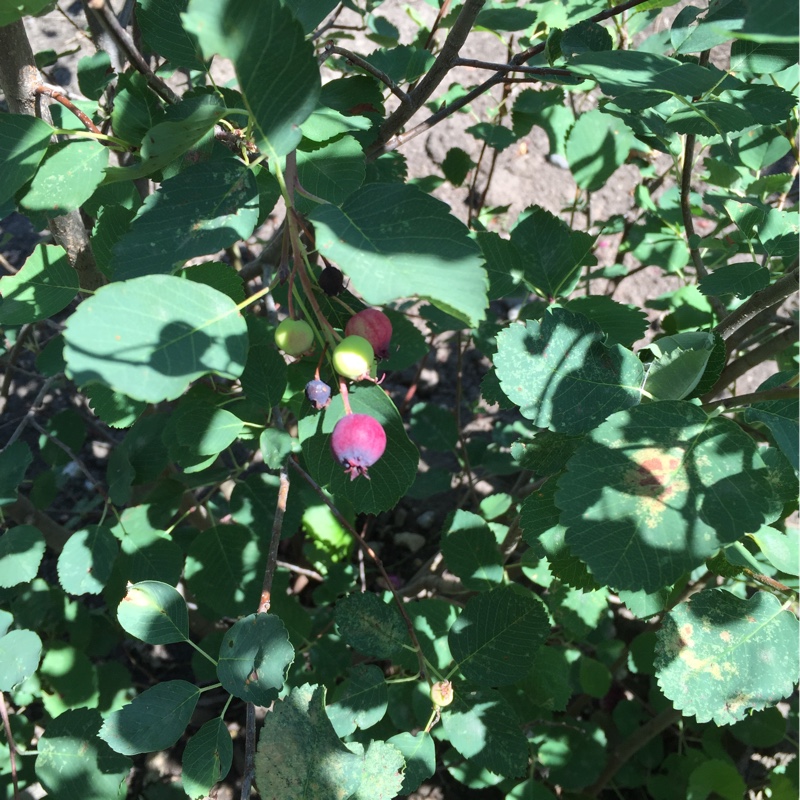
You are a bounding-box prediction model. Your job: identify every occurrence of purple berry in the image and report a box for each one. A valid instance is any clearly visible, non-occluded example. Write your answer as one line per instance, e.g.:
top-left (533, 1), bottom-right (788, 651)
top-left (330, 414), bottom-right (387, 481)
top-left (319, 265), bottom-right (344, 296)
top-left (345, 308), bottom-right (393, 359)
top-left (306, 379), bottom-right (332, 410)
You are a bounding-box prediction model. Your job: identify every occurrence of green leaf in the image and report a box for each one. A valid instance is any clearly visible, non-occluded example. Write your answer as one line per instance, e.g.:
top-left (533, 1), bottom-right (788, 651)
top-left (386, 731), bottom-right (435, 796)
top-left (442, 146), bottom-right (475, 187)
top-left (364, 45), bottom-right (434, 84)
top-left (666, 101), bottom-right (754, 137)
top-left (563, 295), bottom-right (648, 347)
top-left (708, 0), bottom-right (799, 43)
top-left (0, 440), bottom-right (32, 505)
top-left (494, 309), bottom-right (644, 434)
top-left (335, 592), bottom-right (407, 658)
top-left (183, 0), bottom-right (320, 157)
top-left (104, 94), bottom-right (225, 182)
top-left (84, 384), bottom-right (146, 429)
top-left (529, 720), bottom-right (606, 790)
top-left (300, 107), bottom-right (372, 144)
top-left (217, 613), bottom-right (294, 705)
top-left (0, 525), bottom-right (45, 587)
top-left (408, 402), bottom-right (458, 451)
top-left (117, 580), bottom-right (189, 644)
top-left (442, 686), bottom-right (528, 778)
top-left (656, 589), bottom-right (800, 724)
top-left (115, 510), bottom-right (184, 585)
top-left (509, 206), bottom-right (595, 298)
top-left (562, 20), bottom-right (613, 56)
top-left (558, 401), bottom-right (776, 592)
top-left (311, 183), bottom-right (488, 328)
top-left (77, 51), bottom-right (114, 100)
top-left (166, 396), bottom-right (244, 461)
top-left (110, 72), bottom-right (165, 145)
top-left (182, 718), bottom-right (233, 800)
top-left (475, 230), bottom-right (524, 301)
top-left (184, 261), bottom-right (245, 303)
top-left (744, 372), bottom-right (799, 471)
top-left (0, 628), bottom-right (42, 690)
top-left (642, 332), bottom-right (716, 400)
top-left (254, 684), bottom-right (362, 800)
top-left (449, 586), bottom-right (549, 686)
top-left (99, 680), bottom-right (200, 755)
top-left (350, 740), bottom-right (405, 800)
top-left (35, 708), bottom-right (131, 800)
top-left (466, 123), bottom-right (518, 152)
top-left (0, 244), bottom-right (78, 325)
top-left (569, 50), bottom-right (719, 99)
top-left (137, 0), bottom-right (204, 69)
top-left (63, 275), bottom-right (248, 403)
top-left (699, 261), bottom-right (769, 298)
top-left (566, 109), bottom-right (635, 191)
top-left (57, 525), bottom-right (119, 595)
top-left (260, 428), bottom-right (293, 469)
top-left (296, 136), bottom-right (366, 207)
top-left (286, 0), bottom-right (340, 33)
top-left (327, 664), bottom-right (387, 737)
top-left (184, 524), bottom-right (265, 617)
top-left (731, 39), bottom-right (798, 74)
top-left (110, 160), bottom-right (259, 280)
top-left (19, 139), bottom-right (107, 215)
top-left (441, 510), bottom-right (504, 591)
top-left (750, 526), bottom-right (799, 576)
top-left (0, 0), bottom-right (53, 26)
top-left (724, 84), bottom-right (797, 126)
top-left (0, 114), bottom-right (52, 205)
top-left (689, 760), bottom-right (746, 800)
top-left (240, 316), bottom-right (288, 409)
top-left (511, 431), bottom-right (582, 477)
top-left (298, 384), bottom-right (418, 515)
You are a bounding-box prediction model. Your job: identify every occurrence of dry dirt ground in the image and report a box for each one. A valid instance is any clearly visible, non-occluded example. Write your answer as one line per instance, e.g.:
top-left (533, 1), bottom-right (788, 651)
top-left (0, 3), bottom-right (786, 800)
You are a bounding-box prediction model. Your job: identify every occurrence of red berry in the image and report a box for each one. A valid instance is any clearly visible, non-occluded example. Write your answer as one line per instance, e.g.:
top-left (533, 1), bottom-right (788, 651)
top-left (330, 414), bottom-right (386, 480)
top-left (345, 309), bottom-right (392, 359)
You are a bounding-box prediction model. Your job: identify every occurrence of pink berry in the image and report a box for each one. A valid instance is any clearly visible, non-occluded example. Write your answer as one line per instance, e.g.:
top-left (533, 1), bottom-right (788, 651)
top-left (330, 414), bottom-right (386, 481)
top-left (345, 309), bottom-right (393, 359)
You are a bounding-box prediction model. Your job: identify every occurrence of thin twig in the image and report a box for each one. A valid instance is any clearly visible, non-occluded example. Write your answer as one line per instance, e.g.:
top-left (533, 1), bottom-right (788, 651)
top-left (276, 560), bottom-right (323, 581)
top-left (87, 0), bottom-right (180, 104)
top-left (239, 703), bottom-right (257, 800)
top-left (322, 44), bottom-right (411, 107)
top-left (453, 57), bottom-right (572, 77)
top-left (258, 463), bottom-right (290, 614)
top-left (0, 692), bottom-right (19, 800)
top-left (376, 0), bottom-right (487, 148)
top-left (29, 417), bottom-right (109, 501)
top-left (704, 325), bottom-right (799, 399)
top-left (2, 375), bottom-right (57, 450)
top-left (0, 324), bottom-right (33, 409)
top-left (373, 0), bottom-right (653, 156)
top-left (34, 84), bottom-right (102, 134)
top-left (702, 385), bottom-right (797, 411)
top-left (714, 267), bottom-right (799, 341)
top-left (587, 708), bottom-right (682, 796)
top-left (423, 0), bottom-right (451, 51)
top-left (679, 50), bottom-right (727, 321)
top-left (288, 457), bottom-right (431, 685)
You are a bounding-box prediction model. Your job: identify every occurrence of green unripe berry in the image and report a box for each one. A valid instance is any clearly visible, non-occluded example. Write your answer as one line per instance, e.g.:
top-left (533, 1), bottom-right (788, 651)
top-left (333, 335), bottom-right (374, 380)
top-left (275, 319), bottom-right (314, 356)
top-left (431, 680), bottom-right (453, 708)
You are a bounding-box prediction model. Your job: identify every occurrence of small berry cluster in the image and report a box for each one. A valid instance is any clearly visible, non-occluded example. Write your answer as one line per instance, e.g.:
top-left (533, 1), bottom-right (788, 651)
top-left (273, 270), bottom-right (394, 481)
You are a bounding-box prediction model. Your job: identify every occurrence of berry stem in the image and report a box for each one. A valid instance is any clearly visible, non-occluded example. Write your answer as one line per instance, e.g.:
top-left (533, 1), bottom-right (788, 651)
top-left (339, 378), bottom-right (353, 415)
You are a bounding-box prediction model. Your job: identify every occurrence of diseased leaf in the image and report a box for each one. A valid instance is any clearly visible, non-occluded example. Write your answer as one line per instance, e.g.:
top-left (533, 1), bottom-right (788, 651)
top-left (656, 590), bottom-right (800, 724)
